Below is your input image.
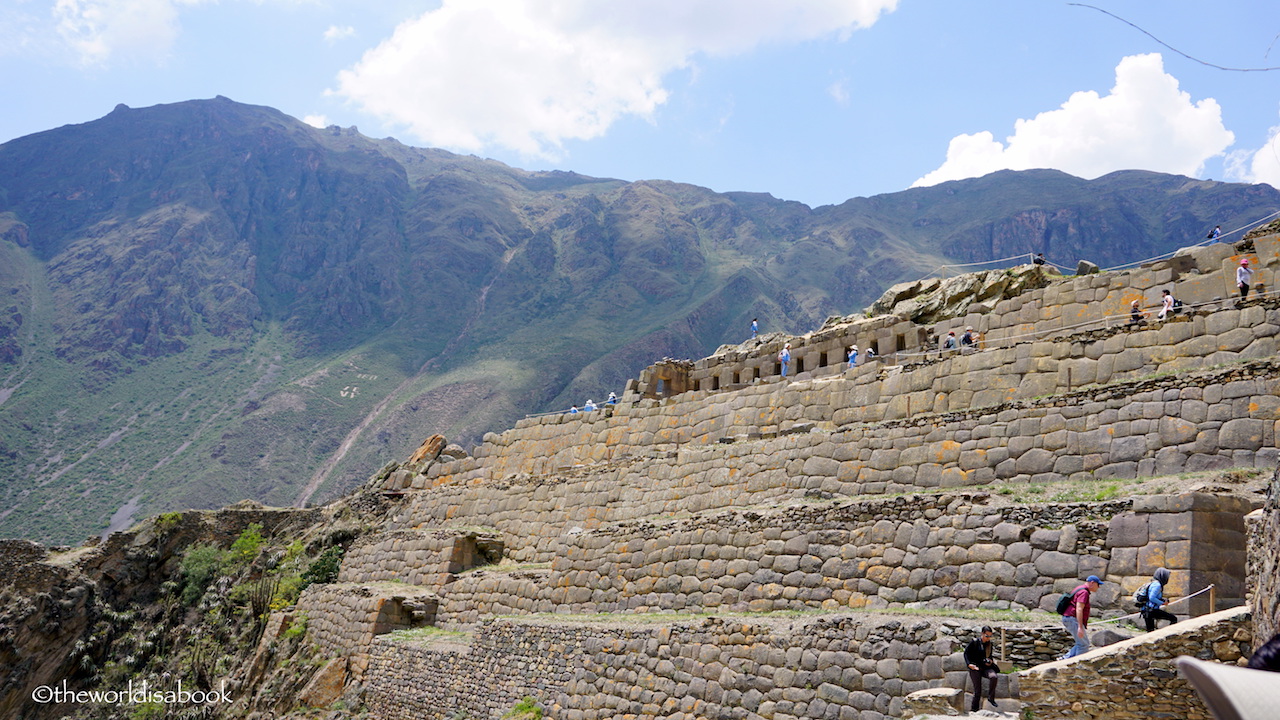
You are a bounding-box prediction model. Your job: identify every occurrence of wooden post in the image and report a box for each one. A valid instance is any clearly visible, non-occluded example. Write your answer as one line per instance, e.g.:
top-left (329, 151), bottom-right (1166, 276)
top-left (1001, 628), bottom-right (1007, 663)
top-left (1208, 585), bottom-right (1216, 615)
top-left (1067, 367), bottom-right (1073, 392)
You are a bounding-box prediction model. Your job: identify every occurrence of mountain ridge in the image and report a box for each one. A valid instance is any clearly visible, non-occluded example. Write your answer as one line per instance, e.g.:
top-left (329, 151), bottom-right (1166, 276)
top-left (1, 96), bottom-right (1277, 543)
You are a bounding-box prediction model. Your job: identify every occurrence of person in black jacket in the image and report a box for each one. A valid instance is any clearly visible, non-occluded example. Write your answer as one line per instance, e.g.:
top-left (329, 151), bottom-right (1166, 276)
top-left (965, 626), bottom-right (1000, 711)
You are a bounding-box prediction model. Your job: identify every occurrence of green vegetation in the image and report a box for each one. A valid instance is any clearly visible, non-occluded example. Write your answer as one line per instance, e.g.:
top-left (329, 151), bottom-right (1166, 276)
top-left (224, 523), bottom-right (266, 571)
top-left (179, 544), bottom-right (225, 605)
top-left (385, 626), bottom-right (470, 644)
top-left (302, 545), bottom-right (345, 585)
top-left (505, 696), bottom-right (544, 720)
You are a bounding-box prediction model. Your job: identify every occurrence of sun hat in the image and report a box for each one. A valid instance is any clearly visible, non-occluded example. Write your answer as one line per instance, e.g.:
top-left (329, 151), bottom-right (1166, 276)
top-left (1178, 656), bottom-right (1280, 720)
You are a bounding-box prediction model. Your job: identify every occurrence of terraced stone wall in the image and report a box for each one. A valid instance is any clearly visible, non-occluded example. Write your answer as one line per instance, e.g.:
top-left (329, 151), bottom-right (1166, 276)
top-left (387, 366), bottom-right (1276, 570)
top-left (337, 529), bottom-right (502, 588)
top-left (411, 312), bottom-right (1280, 499)
top-left (295, 583), bottom-right (433, 679)
top-left (366, 616), bottom-right (984, 720)
top-left (428, 493), bottom-right (1249, 625)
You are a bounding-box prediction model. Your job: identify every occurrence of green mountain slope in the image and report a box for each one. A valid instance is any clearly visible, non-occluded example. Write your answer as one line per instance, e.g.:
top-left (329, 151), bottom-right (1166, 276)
top-left (1, 97), bottom-right (1276, 543)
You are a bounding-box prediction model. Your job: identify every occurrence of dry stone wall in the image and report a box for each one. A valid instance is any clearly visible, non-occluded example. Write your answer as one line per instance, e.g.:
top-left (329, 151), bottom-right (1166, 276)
top-left (429, 493), bottom-right (1249, 626)
top-left (295, 582), bottom-right (436, 679)
top-left (382, 363), bottom-right (1277, 572)
top-left (366, 615), bottom-right (1044, 720)
top-left (1246, 465), bottom-right (1280, 644)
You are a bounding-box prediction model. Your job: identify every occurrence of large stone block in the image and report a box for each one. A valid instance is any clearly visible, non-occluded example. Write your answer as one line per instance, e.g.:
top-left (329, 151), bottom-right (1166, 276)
top-left (1105, 513), bottom-right (1148, 548)
top-left (1219, 418), bottom-right (1265, 450)
top-left (1034, 551), bottom-right (1079, 578)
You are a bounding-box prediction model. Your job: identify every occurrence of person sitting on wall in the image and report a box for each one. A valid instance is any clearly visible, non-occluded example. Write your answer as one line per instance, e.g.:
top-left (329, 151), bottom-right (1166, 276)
top-left (965, 626), bottom-right (1001, 712)
top-left (1129, 300), bottom-right (1148, 327)
top-left (568, 405), bottom-right (579, 414)
top-left (1033, 252), bottom-right (1046, 266)
top-left (584, 399), bottom-right (596, 412)
top-left (606, 392), bottom-right (617, 404)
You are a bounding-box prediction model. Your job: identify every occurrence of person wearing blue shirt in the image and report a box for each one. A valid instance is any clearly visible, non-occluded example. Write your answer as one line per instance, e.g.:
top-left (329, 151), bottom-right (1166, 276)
top-left (779, 343), bottom-right (791, 377)
top-left (1141, 567), bottom-right (1177, 631)
top-left (751, 318), bottom-right (759, 339)
top-left (584, 399), bottom-right (596, 412)
top-left (848, 344), bottom-right (858, 367)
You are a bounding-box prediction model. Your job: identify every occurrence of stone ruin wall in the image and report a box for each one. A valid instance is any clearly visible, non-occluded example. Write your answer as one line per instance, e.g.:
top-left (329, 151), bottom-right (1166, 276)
top-left (376, 366), bottom-right (1275, 573)
top-left (426, 492), bottom-right (1247, 626)
top-left (1246, 465), bottom-right (1280, 645)
top-left (365, 615), bottom-right (1045, 720)
top-left (687, 238), bottom-right (1276, 393)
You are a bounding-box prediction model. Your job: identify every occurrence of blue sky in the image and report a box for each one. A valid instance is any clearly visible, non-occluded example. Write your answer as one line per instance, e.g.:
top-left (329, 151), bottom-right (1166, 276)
top-left (2, 0), bottom-right (1277, 207)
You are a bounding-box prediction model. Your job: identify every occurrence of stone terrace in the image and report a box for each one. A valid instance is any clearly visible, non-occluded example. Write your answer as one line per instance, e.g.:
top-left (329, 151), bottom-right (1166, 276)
top-left (313, 236), bottom-right (1278, 720)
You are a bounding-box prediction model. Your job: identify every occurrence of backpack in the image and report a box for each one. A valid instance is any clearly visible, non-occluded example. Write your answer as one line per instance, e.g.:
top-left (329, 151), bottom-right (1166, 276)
top-left (1172, 298), bottom-right (1183, 312)
top-left (1133, 581), bottom-right (1152, 608)
top-left (1055, 591), bottom-right (1073, 615)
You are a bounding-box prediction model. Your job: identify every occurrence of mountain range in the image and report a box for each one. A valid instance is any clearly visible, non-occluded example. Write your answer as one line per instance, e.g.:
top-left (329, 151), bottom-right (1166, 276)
top-left (1, 96), bottom-right (1277, 544)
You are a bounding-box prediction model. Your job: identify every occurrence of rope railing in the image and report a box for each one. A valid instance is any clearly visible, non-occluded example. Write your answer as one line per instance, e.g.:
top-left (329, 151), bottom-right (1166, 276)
top-left (1093, 584), bottom-right (1217, 626)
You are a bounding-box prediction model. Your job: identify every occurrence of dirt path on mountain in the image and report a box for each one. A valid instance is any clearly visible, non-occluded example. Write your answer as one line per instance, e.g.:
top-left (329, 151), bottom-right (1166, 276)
top-left (292, 246), bottom-right (520, 508)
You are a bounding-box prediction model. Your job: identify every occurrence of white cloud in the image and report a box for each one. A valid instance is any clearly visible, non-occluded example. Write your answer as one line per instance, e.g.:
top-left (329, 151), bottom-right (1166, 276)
top-left (54, 0), bottom-right (191, 66)
top-left (332, 0), bottom-right (899, 157)
top-left (828, 79), bottom-right (850, 107)
top-left (1225, 110), bottom-right (1280, 191)
top-left (913, 54), bottom-right (1235, 188)
top-left (324, 25), bottom-right (355, 43)
top-left (303, 114), bottom-right (329, 128)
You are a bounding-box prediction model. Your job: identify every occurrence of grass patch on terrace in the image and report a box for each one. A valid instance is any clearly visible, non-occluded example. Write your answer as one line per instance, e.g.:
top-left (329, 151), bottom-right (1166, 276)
top-left (513, 604), bottom-right (1041, 627)
top-left (384, 626), bottom-right (471, 645)
top-left (457, 560), bottom-right (552, 575)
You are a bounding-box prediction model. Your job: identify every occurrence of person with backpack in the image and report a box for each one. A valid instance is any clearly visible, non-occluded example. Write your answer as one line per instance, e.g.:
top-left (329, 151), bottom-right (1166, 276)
top-left (1157, 289), bottom-right (1176, 320)
top-left (964, 626), bottom-right (1001, 711)
top-left (1137, 567), bottom-right (1177, 632)
top-left (779, 343), bottom-right (791, 377)
top-left (1059, 575), bottom-right (1102, 659)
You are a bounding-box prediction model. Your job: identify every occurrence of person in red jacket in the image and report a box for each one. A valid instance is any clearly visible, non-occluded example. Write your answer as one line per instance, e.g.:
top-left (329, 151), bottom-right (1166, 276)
top-left (1061, 575), bottom-right (1102, 659)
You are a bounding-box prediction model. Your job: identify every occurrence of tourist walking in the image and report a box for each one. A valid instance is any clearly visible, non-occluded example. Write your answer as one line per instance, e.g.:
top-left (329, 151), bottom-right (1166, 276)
top-left (961, 326), bottom-right (976, 347)
top-left (1060, 575), bottom-right (1102, 659)
top-left (1238, 259), bottom-right (1253, 300)
top-left (943, 331), bottom-right (957, 349)
top-left (1139, 567), bottom-right (1178, 632)
top-left (779, 343), bottom-right (791, 377)
top-left (1208, 225), bottom-right (1222, 241)
top-left (965, 626), bottom-right (1001, 711)
top-left (751, 318), bottom-right (759, 339)
top-left (848, 344), bottom-right (858, 366)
